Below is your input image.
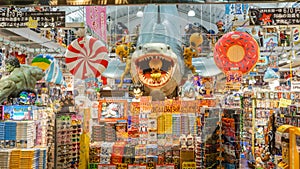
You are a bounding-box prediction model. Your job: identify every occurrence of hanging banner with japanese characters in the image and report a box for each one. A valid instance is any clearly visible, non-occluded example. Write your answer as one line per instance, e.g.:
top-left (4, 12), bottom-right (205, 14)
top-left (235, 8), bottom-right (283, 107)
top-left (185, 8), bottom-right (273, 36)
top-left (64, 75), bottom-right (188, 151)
top-left (249, 8), bottom-right (300, 26)
top-left (0, 8), bottom-right (65, 28)
top-left (86, 6), bottom-right (107, 43)
top-left (225, 4), bottom-right (248, 15)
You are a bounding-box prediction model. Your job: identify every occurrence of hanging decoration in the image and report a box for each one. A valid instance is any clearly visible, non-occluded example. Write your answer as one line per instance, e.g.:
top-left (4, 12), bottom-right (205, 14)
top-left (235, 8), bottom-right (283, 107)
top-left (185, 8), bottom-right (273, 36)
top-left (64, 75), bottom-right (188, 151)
top-left (31, 54), bottom-right (54, 71)
top-left (213, 31), bottom-right (260, 74)
top-left (65, 36), bottom-right (109, 80)
top-left (44, 59), bottom-right (66, 86)
top-left (86, 6), bottom-right (107, 43)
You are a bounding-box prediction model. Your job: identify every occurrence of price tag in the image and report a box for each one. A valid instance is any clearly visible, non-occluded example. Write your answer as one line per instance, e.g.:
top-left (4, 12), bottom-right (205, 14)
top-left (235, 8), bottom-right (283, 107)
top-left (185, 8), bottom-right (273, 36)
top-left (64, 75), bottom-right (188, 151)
top-left (279, 98), bottom-right (289, 108)
top-left (285, 99), bottom-right (292, 106)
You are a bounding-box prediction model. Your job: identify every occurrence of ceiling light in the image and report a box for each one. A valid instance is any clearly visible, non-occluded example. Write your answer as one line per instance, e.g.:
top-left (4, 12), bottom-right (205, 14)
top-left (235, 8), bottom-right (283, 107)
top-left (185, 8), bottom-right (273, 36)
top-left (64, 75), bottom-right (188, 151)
top-left (136, 8), bottom-right (143, 18)
top-left (188, 9), bottom-right (195, 17)
top-left (188, 6), bottom-right (195, 17)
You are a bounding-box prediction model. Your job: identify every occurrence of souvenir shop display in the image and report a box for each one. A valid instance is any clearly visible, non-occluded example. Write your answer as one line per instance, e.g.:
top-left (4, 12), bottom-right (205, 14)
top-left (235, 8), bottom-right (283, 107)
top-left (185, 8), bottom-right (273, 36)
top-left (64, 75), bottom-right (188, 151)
top-left (3, 2), bottom-right (300, 169)
top-left (87, 99), bottom-right (243, 169)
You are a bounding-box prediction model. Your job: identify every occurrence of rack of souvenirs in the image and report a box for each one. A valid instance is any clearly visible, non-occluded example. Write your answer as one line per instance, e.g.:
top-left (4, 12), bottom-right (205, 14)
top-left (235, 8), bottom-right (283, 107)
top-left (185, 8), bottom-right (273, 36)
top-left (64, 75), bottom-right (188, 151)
top-left (87, 97), bottom-right (241, 169)
top-left (54, 112), bottom-right (82, 169)
top-left (0, 105), bottom-right (51, 169)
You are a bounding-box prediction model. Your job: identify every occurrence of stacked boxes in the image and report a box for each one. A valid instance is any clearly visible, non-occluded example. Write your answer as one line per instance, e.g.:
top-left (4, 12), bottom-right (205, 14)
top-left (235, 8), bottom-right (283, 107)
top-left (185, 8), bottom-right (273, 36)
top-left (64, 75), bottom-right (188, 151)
top-left (105, 122), bottom-right (117, 142)
top-left (89, 142), bottom-right (101, 164)
top-left (20, 149), bottom-right (35, 169)
top-left (4, 122), bottom-right (17, 141)
top-left (111, 141), bottom-right (126, 164)
top-left (100, 142), bottom-right (114, 164)
top-left (38, 148), bottom-right (47, 169)
top-left (172, 114), bottom-right (181, 137)
top-left (123, 143), bottom-right (135, 164)
top-left (92, 124), bottom-right (105, 142)
top-left (180, 114), bottom-right (189, 136)
top-left (16, 121), bottom-right (36, 148)
top-left (0, 149), bottom-right (11, 168)
top-left (0, 122), bottom-right (5, 140)
top-left (9, 149), bottom-right (21, 169)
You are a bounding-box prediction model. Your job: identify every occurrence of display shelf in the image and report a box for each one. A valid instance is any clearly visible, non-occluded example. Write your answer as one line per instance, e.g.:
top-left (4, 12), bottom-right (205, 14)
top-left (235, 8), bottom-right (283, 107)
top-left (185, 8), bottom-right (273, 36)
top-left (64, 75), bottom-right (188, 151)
top-left (54, 112), bottom-right (82, 169)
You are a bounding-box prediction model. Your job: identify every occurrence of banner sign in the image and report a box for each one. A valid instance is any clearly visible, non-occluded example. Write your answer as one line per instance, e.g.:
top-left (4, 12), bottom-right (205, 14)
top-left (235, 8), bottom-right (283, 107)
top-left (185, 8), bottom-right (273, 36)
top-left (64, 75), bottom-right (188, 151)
top-left (249, 8), bottom-right (300, 26)
top-left (86, 6), bottom-right (107, 43)
top-left (0, 9), bottom-right (65, 28)
top-left (225, 4), bottom-right (248, 15)
top-left (291, 81), bottom-right (300, 92)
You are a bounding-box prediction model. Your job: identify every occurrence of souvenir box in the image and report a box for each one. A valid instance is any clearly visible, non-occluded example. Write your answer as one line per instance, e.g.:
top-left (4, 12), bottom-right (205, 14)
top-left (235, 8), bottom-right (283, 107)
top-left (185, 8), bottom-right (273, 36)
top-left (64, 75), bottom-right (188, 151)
top-left (3, 105), bottom-right (33, 120)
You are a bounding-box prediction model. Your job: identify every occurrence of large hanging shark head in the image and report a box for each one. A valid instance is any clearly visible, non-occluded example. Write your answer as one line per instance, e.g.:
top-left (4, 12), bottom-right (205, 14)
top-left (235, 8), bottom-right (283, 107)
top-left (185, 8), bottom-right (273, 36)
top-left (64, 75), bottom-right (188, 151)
top-left (130, 5), bottom-right (185, 98)
top-left (131, 43), bottom-right (182, 96)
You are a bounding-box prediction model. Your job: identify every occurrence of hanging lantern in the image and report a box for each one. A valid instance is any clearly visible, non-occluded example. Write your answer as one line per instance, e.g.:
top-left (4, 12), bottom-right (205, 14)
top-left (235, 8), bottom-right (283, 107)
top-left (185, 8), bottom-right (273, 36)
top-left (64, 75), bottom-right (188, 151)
top-left (213, 31), bottom-right (260, 74)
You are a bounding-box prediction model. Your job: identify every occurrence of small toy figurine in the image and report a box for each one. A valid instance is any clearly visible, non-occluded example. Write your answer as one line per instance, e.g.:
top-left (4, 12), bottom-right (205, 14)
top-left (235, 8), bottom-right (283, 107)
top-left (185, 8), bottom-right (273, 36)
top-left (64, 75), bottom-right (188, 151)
top-left (0, 57), bottom-right (44, 104)
top-left (189, 32), bottom-right (203, 54)
top-left (280, 30), bottom-right (288, 46)
top-left (179, 134), bottom-right (187, 149)
top-left (183, 47), bottom-right (197, 74)
top-left (186, 134), bottom-right (194, 150)
top-left (216, 20), bottom-right (225, 40)
top-left (130, 83), bottom-right (144, 102)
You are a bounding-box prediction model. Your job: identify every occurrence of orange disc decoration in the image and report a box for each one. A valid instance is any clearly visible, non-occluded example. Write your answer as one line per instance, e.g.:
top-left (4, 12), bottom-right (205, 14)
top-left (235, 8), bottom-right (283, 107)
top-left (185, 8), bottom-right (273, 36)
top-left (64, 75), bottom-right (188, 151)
top-left (213, 31), bottom-right (260, 74)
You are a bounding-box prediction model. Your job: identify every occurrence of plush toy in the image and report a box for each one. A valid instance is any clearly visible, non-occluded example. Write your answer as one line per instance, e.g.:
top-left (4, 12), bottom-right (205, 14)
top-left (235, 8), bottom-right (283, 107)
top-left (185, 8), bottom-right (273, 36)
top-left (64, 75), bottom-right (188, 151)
top-left (116, 44), bottom-right (130, 62)
top-left (183, 47), bottom-right (197, 74)
top-left (189, 32), bottom-right (203, 53)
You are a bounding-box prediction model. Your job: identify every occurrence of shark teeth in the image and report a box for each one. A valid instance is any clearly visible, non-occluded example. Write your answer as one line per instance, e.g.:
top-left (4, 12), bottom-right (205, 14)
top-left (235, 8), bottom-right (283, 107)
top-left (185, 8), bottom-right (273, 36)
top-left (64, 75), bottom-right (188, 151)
top-left (137, 54), bottom-right (173, 64)
top-left (135, 53), bottom-right (174, 88)
top-left (138, 72), bottom-right (171, 87)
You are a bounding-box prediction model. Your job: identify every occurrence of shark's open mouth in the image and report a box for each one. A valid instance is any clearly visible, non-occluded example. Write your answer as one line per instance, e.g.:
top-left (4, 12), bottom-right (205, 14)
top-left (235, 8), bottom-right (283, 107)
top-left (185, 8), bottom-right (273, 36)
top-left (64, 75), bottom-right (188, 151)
top-left (135, 53), bottom-right (175, 87)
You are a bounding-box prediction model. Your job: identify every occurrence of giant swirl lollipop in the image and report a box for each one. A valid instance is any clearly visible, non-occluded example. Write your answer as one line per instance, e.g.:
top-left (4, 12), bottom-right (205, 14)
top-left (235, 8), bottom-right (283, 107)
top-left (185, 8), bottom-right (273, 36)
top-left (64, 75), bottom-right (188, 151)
top-left (65, 35), bottom-right (109, 80)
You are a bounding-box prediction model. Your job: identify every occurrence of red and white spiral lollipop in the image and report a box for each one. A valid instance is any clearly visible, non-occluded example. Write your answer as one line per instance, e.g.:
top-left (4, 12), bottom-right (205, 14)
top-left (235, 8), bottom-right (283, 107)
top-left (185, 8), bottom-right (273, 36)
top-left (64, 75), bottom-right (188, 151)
top-left (65, 36), bottom-right (109, 80)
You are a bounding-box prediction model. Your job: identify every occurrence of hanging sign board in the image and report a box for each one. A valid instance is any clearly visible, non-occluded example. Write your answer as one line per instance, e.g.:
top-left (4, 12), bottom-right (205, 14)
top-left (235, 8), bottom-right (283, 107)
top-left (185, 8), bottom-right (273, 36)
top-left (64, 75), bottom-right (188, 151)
top-left (0, 8), bottom-right (65, 28)
top-left (249, 8), bottom-right (300, 26)
top-left (291, 81), bottom-right (300, 92)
